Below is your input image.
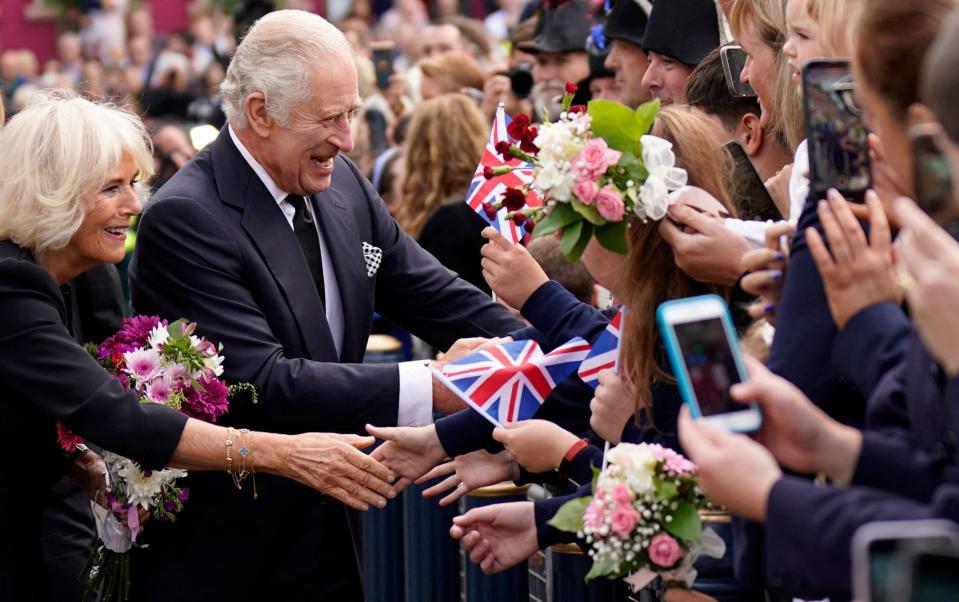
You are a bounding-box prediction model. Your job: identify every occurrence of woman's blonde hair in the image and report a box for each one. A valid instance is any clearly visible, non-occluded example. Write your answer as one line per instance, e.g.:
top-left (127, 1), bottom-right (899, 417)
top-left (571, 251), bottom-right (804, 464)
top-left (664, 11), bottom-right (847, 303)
top-left (396, 93), bottom-right (487, 237)
top-left (802, 0), bottom-right (859, 56)
top-left (619, 106), bottom-right (734, 421)
top-left (730, 0), bottom-right (804, 151)
top-left (0, 92), bottom-right (153, 257)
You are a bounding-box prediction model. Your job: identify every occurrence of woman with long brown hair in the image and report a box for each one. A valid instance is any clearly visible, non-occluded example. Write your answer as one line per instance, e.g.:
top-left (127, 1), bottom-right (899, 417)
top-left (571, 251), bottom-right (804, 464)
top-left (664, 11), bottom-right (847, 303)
top-left (396, 92), bottom-right (493, 292)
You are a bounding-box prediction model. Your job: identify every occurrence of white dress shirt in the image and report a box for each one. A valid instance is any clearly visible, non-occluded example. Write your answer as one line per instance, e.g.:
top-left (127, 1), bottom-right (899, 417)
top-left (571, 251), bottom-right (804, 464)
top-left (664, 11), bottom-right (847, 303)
top-left (229, 126), bottom-right (433, 427)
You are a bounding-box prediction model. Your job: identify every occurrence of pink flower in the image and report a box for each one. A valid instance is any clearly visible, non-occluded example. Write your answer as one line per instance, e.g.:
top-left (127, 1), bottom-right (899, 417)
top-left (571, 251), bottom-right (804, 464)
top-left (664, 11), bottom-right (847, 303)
top-left (56, 422), bottom-right (84, 453)
top-left (584, 499), bottom-right (606, 530)
top-left (613, 483), bottom-right (633, 506)
top-left (123, 348), bottom-right (161, 380)
top-left (610, 505), bottom-right (639, 538)
top-left (575, 139), bottom-right (622, 178)
top-left (648, 533), bottom-right (683, 568)
top-left (595, 186), bottom-right (625, 221)
top-left (146, 376), bottom-right (173, 404)
top-left (573, 178), bottom-right (599, 204)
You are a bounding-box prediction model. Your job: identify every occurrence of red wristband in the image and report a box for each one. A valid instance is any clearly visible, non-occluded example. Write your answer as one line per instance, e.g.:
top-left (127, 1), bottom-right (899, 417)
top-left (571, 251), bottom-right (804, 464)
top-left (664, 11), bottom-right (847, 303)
top-left (563, 438), bottom-right (590, 463)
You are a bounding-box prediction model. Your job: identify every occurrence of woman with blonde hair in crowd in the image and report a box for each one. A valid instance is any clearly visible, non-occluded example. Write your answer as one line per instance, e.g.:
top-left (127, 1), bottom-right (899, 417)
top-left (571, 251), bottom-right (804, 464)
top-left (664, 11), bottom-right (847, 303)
top-left (418, 50), bottom-right (485, 101)
top-left (395, 92), bottom-right (492, 293)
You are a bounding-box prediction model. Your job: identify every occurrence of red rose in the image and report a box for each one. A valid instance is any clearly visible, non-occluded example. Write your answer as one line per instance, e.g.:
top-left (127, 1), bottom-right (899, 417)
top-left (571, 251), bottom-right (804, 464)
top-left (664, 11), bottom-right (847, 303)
top-left (495, 140), bottom-right (513, 158)
top-left (568, 104), bottom-right (587, 114)
top-left (507, 113), bottom-right (530, 141)
top-left (502, 187), bottom-right (527, 211)
top-left (565, 82), bottom-right (578, 95)
top-left (482, 202), bottom-right (498, 219)
top-left (483, 166), bottom-right (495, 180)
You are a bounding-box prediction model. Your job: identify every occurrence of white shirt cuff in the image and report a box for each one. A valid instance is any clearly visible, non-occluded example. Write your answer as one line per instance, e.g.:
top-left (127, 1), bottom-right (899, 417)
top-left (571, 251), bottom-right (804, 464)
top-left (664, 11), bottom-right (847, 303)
top-left (724, 217), bottom-right (773, 250)
top-left (397, 360), bottom-right (434, 427)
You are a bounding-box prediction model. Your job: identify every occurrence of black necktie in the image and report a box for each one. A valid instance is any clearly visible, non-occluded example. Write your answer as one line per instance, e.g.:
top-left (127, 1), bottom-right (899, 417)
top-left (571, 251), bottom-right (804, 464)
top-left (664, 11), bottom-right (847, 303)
top-left (285, 194), bottom-right (325, 308)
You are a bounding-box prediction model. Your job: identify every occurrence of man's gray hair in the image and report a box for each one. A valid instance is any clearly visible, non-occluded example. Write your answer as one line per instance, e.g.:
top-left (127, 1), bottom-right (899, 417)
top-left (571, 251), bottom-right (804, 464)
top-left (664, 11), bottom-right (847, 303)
top-left (221, 10), bottom-right (354, 129)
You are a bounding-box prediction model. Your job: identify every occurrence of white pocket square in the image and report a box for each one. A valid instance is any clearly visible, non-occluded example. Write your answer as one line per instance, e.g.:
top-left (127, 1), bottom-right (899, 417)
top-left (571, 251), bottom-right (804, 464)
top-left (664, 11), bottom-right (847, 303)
top-left (362, 242), bottom-right (382, 278)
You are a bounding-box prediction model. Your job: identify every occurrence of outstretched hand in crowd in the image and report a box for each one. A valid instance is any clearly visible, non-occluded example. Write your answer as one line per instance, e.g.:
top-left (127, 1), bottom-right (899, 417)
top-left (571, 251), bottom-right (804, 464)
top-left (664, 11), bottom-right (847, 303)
top-left (480, 227), bottom-right (549, 310)
top-left (367, 424), bottom-right (447, 493)
top-left (417, 449), bottom-right (518, 506)
top-left (450, 501), bottom-right (538, 575)
top-left (806, 190), bottom-right (899, 329)
top-left (589, 368), bottom-right (636, 444)
top-left (492, 419), bottom-right (580, 474)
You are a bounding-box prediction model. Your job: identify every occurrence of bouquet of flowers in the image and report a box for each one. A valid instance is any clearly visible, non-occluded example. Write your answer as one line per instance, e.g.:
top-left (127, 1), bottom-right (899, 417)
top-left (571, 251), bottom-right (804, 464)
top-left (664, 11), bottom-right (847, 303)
top-left (548, 443), bottom-right (725, 591)
top-left (481, 84), bottom-right (688, 261)
top-left (57, 315), bottom-right (255, 601)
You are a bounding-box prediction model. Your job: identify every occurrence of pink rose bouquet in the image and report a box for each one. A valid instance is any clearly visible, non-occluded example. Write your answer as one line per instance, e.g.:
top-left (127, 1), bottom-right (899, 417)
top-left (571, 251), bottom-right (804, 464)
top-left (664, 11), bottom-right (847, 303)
top-left (483, 85), bottom-right (687, 262)
top-left (57, 316), bottom-right (256, 602)
top-left (548, 443), bottom-right (724, 591)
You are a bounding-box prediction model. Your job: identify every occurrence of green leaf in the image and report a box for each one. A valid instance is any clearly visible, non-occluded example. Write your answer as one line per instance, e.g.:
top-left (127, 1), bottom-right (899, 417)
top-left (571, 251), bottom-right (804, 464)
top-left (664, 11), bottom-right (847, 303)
top-left (653, 475), bottom-right (679, 500)
top-left (547, 495), bottom-right (592, 532)
top-left (534, 203), bottom-right (580, 237)
top-left (634, 98), bottom-right (661, 136)
top-left (594, 220), bottom-right (628, 255)
top-left (571, 198), bottom-right (605, 226)
top-left (584, 553), bottom-right (618, 582)
top-left (561, 221), bottom-right (592, 263)
top-left (559, 219), bottom-right (583, 258)
top-left (664, 502), bottom-right (701, 543)
top-left (588, 99), bottom-right (642, 154)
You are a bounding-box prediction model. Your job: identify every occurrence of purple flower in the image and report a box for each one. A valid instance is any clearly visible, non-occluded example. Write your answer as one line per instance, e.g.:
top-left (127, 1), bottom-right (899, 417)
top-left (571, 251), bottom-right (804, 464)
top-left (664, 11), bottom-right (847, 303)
top-left (181, 374), bottom-right (230, 423)
top-left (124, 348), bottom-right (162, 380)
top-left (164, 500), bottom-right (176, 512)
top-left (145, 375), bottom-right (173, 404)
top-left (178, 487), bottom-right (190, 501)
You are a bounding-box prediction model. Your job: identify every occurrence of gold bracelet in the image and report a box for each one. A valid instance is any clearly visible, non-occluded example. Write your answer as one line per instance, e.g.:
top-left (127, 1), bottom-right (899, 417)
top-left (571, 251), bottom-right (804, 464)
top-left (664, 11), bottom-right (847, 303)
top-left (225, 427), bottom-right (235, 478)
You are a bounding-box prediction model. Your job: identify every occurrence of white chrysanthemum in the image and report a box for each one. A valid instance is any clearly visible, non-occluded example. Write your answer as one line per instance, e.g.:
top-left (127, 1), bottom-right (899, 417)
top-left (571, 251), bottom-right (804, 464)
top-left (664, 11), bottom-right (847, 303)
top-left (148, 324), bottom-right (169, 349)
top-left (535, 162), bottom-right (576, 202)
top-left (116, 460), bottom-right (187, 508)
top-left (640, 135), bottom-right (688, 190)
top-left (204, 353), bottom-right (225, 377)
top-left (534, 122), bottom-right (585, 164)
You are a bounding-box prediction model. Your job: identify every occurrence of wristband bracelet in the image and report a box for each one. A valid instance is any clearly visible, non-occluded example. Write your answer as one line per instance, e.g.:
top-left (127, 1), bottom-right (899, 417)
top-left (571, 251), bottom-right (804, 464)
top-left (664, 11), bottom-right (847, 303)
top-left (563, 438), bottom-right (590, 463)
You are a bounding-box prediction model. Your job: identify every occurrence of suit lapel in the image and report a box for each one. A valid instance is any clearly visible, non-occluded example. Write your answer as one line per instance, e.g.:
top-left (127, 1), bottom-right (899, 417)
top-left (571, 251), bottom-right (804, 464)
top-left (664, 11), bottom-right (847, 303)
top-left (312, 188), bottom-right (372, 362)
top-left (211, 130), bottom-right (336, 361)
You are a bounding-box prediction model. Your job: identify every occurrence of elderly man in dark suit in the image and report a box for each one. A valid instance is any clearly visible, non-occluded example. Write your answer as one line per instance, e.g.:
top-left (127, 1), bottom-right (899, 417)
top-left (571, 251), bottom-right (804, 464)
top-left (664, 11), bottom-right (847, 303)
top-left (129, 9), bottom-right (520, 601)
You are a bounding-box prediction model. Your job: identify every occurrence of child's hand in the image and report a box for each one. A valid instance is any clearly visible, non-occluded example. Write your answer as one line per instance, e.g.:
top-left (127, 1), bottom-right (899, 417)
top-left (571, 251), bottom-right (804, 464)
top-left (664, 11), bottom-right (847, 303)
top-left (480, 227), bottom-right (549, 310)
top-left (492, 419), bottom-right (580, 473)
top-left (589, 369), bottom-right (635, 444)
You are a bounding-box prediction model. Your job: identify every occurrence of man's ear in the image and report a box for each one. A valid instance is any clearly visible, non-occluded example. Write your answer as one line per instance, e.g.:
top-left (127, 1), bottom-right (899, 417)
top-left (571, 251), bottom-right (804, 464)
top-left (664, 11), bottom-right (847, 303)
top-left (738, 112), bottom-right (764, 157)
top-left (244, 92), bottom-right (273, 138)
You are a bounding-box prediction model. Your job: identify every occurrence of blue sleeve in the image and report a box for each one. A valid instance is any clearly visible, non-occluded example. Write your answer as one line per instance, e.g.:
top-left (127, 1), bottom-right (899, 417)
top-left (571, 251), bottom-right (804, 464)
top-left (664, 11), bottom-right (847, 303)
top-left (521, 281), bottom-right (612, 351)
top-left (534, 483), bottom-right (593, 548)
top-left (832, 302), bottom-right (911, 401)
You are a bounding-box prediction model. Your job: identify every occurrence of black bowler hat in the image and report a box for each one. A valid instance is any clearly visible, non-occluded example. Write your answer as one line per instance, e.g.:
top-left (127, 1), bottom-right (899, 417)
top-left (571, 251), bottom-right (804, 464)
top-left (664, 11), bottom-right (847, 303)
top-left (531, 0), bottom-right (593, 54)
top-left (642, 0), bottom-right (720, 66)
top-left (604, 0), bottom-right (650, 49)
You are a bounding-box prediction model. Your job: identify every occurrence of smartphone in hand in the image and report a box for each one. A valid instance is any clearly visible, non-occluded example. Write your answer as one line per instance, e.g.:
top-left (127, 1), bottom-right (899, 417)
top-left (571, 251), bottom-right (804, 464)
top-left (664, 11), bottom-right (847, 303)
top-left (725, 140), bottom-right (782, 221)
top-left (720, 45), bottom-right (755, 98)
top-left (803, 59), bottom-right (871, 202)
top-left (658, 295), bottom-right (761, 432)
top-left (370, 41), bottom-right (395, 91)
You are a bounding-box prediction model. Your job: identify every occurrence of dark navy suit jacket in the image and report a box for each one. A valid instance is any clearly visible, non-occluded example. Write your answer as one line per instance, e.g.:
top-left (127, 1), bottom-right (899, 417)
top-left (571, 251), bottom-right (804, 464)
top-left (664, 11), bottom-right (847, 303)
top-left (128, 129), bottom-right (519, 601)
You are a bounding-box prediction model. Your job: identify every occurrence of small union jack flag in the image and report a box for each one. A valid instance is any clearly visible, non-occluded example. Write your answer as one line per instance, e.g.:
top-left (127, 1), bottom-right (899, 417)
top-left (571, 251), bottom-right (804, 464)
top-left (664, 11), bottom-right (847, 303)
top-left (577, 308), bottom-right (623, 389)
top-left (464, 105), bottom-right (542, 245)
top-left (433, 337), bottom-right (592, 426)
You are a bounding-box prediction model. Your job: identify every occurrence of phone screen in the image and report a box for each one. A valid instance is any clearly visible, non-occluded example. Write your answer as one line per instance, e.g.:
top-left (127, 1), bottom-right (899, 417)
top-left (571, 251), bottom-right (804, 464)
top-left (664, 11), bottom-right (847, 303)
top-left (372, 48), bottom-right (394, 90)
top-left (869, 539), bottom-right (898, 602)
top-left (910, 552), bottom-right (959, 602)
top-left (672, 317), bottom-right (742, 416)
top-left (720, 46), bottom-right (754, 97)
top-left (803, 61), bottom-right (871, 201)
top-left (725, 141), bottom-right (782, 221)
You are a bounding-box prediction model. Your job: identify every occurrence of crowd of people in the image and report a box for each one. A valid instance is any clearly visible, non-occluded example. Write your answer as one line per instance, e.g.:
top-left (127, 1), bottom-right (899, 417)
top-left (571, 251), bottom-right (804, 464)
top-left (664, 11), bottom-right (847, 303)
top-left (4, 0), bottom-right (959, 600)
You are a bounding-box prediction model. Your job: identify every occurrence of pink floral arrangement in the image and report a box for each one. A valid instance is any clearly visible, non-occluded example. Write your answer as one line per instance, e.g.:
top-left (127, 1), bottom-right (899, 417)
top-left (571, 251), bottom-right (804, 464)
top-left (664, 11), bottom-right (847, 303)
top-left (549, 443), bottom-right (724, 590)
top-left (56, 316), bottom-right (255, 602)
top-left (481, 84), bottom-right (688, 262)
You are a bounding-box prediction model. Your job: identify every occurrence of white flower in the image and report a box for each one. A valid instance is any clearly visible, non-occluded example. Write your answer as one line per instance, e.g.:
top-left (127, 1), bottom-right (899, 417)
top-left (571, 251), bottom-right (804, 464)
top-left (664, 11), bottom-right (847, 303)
top-left (534, 122), bottom-right (585, 164)
top-left (641, 135), bottom-right (688, 190)
top-left (116, 459), bottom-right (187, 508)
top-left (123, 348), bottom-right (162, 380)
top-left (606, 443), bottom-right (657, 494)
top-left (148, 324), bottom-right (169, 349)
top-left (204, 353), bottom-right (225, 377)
top-left (639, 175), bottom-right (669, 221)
top-left (534, 162), bottom-right (576, 202)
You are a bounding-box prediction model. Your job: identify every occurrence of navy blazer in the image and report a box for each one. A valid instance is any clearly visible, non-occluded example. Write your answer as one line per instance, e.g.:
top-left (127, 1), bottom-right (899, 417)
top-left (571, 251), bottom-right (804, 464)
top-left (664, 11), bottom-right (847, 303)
top-left (0, 242), bottom-right (186, 601)
top-left (128, 129), bottom-right (520, 601)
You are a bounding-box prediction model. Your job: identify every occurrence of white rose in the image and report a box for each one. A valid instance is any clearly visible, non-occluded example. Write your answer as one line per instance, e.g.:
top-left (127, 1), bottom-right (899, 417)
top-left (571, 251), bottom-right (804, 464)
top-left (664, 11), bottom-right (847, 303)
top-left (640, 135), bottom-right (688, 190)
top-left (640, 174), bottom-right (669, 221)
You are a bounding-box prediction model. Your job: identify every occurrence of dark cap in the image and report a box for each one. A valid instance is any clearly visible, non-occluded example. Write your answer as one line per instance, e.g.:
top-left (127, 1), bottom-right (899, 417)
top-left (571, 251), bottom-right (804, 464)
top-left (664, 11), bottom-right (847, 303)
top-left (642, 0), bottom-right (720, 66)
top-left (531, 0), bottom-right (592, 54)
top-left (603, 0), bottom-right (650, 49)
top-left (571, 49), bottom-right (616, 105)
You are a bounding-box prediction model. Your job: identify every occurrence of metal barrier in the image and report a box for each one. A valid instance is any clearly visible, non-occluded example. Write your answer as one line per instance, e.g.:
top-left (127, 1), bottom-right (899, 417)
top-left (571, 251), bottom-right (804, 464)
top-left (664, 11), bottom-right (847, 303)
top-left (460, 483), bottom-right (531, 601)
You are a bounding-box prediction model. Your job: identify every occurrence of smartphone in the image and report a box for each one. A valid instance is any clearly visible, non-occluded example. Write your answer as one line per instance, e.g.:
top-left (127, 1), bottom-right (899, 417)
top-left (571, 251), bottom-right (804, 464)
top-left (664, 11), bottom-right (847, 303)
top-left (851, 520), bottom-right (959, 602)
top-left (898, 550), bottom-right (959, 601)
top-left (910, 123), bottom-right (959, 240)
top-left (657, 295), bottom-right (761, 432)
top-left (724, 140), bottom-right (782, 221)
top-left (370, 41), bottom-right (395, 91)
top-left (719, 45), bottom-right (755, 98)
top-left (803, 59), bottom-right (871, 202)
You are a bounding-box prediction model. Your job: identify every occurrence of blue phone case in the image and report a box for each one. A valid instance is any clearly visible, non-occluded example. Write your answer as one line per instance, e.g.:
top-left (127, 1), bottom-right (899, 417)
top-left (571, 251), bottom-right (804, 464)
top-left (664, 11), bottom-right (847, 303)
top-left (656, 294), bottom-right (761, 432)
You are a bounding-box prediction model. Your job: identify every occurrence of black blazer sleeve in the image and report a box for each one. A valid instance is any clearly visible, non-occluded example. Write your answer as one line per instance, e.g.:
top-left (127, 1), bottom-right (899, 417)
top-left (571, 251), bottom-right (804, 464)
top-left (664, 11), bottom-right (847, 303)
top-left (0, 257), bottom-right (186, 469)
top-left (831, 302), bottom-right (911, 402)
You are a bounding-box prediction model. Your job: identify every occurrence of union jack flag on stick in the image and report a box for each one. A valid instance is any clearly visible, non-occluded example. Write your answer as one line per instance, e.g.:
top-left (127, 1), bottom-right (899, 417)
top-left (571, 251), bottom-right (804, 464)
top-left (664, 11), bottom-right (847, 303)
top-left (577, 308), bottom-right (624, 389)
top-left (433, 337), bottom-right (592, 427)
top-left (464, 105), bottom-right (542, 245)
